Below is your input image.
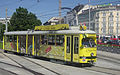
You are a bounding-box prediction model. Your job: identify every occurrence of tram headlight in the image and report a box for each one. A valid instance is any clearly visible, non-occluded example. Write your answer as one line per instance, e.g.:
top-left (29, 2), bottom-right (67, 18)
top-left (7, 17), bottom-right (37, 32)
top-left (91, 53), bottom-right (94, 56)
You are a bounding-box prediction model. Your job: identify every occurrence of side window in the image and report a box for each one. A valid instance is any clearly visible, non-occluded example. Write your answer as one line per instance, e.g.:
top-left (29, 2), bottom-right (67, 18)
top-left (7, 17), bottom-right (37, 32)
top-left (41, 35), bottom-right (47, 45)
top-left (56, 35), bottom-right (64, 46)
top-left (5, 35), bottom-right (17, 50)
top-left (7, 35), bottom-right (16, 42)
top-left (35, 35), bottom-right (40, 50)
top-left (48, 35), bottom-right (55, 45)
top-left (74, 37), bottom-right (79, 54)
top-left (9, 36), bottom-right (13, 42)
top-left (67, 37), bottom-right (70, 53)
top-left (19, 35), bottom-right (26, 53)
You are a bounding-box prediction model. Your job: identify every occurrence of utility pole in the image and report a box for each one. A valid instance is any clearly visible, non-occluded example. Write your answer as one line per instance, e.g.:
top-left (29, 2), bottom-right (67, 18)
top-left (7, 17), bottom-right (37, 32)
top-left (59, 0), bottom-right (61, 24)
top-left (89, 0), bottom-right (90, 30)
top-left (5, 8), bottom-right (8, 32)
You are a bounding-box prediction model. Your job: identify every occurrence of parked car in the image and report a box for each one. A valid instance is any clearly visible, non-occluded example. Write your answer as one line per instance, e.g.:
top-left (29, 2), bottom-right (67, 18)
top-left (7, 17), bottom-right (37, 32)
top-left (107, 40), bottom-right (120, 45)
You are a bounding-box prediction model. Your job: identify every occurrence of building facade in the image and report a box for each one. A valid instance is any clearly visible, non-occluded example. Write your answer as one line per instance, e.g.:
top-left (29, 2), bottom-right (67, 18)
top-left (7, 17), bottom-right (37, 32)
top-left (0, 17), bottom-right (10, 24)
top-left (64, 4), bottom-right (84, 26)
top-left (78, 4), bottom-right (120, 36)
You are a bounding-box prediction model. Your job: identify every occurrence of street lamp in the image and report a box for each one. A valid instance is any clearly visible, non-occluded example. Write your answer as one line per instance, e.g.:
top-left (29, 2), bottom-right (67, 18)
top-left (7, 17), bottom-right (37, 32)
top-left (88, 0), bottom-right (90, 30)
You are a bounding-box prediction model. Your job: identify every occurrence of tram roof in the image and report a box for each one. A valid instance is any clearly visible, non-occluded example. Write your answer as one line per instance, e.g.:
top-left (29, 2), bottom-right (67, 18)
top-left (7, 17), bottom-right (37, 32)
top-left (4, 29), bottom-right (96, 35)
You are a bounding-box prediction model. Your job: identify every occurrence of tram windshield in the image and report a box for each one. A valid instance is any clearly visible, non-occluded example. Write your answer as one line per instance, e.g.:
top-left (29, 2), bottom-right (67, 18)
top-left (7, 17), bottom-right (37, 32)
top-left (82, 38), bottom-right (96, 48)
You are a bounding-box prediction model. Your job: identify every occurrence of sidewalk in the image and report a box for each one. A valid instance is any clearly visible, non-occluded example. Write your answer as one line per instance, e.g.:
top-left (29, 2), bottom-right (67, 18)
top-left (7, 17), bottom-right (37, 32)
top-left (97, 50), bottom-right (120, 60)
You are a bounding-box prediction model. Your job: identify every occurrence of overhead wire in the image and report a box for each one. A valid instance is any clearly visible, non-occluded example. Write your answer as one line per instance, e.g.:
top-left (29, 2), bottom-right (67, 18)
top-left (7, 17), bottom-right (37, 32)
top-left (1, 0), bottom-right (120, 22)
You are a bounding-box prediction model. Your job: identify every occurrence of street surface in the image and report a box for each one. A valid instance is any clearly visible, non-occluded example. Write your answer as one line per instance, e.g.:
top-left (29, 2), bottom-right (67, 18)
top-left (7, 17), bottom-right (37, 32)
top-left (0, 49), bottom-right (120, 75)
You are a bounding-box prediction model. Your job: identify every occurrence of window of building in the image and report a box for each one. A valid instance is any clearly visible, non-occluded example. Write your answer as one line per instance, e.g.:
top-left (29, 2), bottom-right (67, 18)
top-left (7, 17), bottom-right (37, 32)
top-left (110, 12), bottom-right (113, 16)
top-left (102, 23), bottom-right (106, 34)
top-left (109, 12), bottom-right (113, 21)
top-left (117, 12), bottom-right (119, 16)
top-left (95, 23), bottom-right (99, 34)
top-left (116, 23), bottom-right (119, 34)
top-left (103, 28), bottom-right (106, 34)
top-left (103, 17), bottom-right (106, 22)
top-left (96, 13), bottom-right (99, 17)
top-left (56, 35), bottom-right (64, 46)
top-left (103, 23), bottom-right (106, 27)
top-left (109, 23), bottom-right (113, 26)
top-left (109, 26), bottom-right (113, 34)
top-left (109, 17), bottom-right (113, 21)
top-left (103, 12), bottom-right (106, 16)
top-left (117, 17), bottom-right (119, 21)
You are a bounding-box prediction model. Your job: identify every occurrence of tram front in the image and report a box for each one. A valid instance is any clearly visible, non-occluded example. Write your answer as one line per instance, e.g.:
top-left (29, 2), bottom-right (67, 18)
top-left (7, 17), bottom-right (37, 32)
top-left (80, 33), bottom-right (97, 64)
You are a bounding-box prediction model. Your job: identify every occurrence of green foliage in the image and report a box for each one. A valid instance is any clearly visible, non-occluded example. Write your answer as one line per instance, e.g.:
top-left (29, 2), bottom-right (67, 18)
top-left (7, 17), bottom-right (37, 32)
top-left (0, 23), bottom-right (5, 41)
top-left (9, 7), bottom-right (42, 31)
top-left (0, 42), bottom-right (2, 49)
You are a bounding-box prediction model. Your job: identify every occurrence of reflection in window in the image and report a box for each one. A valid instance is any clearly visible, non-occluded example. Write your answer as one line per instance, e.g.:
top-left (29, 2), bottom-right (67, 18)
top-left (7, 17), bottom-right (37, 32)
top-left (56, 35), bottom-right (64, 46)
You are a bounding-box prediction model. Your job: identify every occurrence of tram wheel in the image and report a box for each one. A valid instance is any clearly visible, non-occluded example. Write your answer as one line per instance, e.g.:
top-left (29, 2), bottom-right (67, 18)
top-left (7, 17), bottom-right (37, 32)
top-left (4, 50), bottom-right (7, 53)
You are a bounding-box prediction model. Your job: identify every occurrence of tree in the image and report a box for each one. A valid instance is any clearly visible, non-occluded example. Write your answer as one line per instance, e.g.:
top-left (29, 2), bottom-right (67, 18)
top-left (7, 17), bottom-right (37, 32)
top-left (9, 7), bottom-right (42, 31)
top-left (0, 23), bottom-right (5, 41)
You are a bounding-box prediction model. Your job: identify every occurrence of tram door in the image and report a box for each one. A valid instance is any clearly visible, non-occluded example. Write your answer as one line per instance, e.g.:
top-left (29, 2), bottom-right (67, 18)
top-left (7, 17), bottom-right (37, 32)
top-left (65, 35), bottom-right (79, 63)
top-left (73, 36), bottom-right (79, 62)
top-left (66, 36), bottom-right (71, 62)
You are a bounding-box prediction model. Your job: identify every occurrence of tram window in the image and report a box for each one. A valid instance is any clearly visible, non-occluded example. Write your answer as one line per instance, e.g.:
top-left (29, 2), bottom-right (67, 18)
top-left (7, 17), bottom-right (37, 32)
top-left (5, 35), bottom-right (17, 50)
top-left (74, 37), bottom-right (79, 54)
top-left (67, 37), bottom-right (70, 53)
top-left (6, 35), bottom-right (16, 42)
top-left (19, 35), bottom-right (26, 53)
top-left (9, 36), bottom-right (13, 42)
top-left (6, 36), bottom-right (10, 42)
top-left (41, 35), bottom-right (47, 45)
top-left (13, 36), bottom-right (17, 42)
top-left (56, 35), bottom-right (64, 46)
top-left (35, 35), bottom-right (40, 50)
top-left (48, 35), bottom-right (55, 45)
top-left (82, 38), bottom-right (96, 47)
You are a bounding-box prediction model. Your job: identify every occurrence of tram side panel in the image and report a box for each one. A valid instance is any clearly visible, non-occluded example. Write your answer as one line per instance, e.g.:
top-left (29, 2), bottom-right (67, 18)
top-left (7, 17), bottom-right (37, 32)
top-left (35, 35), bottom-right (65, 60)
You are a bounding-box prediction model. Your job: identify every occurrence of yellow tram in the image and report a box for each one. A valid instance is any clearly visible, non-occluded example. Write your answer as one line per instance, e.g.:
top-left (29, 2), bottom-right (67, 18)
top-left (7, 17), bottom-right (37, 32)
top-left (3, 24), bottom-right (97, 64)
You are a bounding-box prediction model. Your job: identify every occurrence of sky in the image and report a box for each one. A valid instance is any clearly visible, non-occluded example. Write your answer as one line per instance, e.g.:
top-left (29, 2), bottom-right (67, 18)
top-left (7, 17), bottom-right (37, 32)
top-left (0, 0), bottom-right (119, 24)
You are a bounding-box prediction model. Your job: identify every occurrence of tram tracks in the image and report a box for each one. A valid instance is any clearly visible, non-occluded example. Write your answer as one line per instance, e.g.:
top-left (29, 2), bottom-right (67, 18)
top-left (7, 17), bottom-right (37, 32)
top-left (83, 54), bottom-right (120, 75)
top-left (1, 52), bottom-right (43, 75)
top-left (97, 54), bottom-right (120, 65)
top-left (22, 56), bottom-right (61, 75)
top-left (84, 66), bottom-right (120, 75)
top-left (1, 52), bottom-right (61, 75)
top-left (0, 67), bottom-right (17, 75)
top-left (1, 50), bottom-right (120, 75)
